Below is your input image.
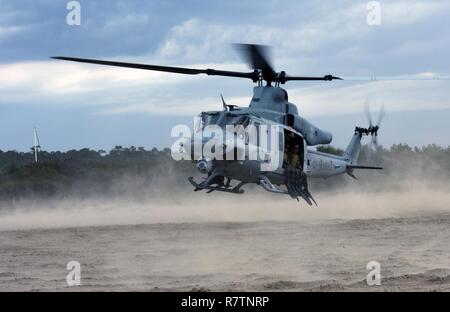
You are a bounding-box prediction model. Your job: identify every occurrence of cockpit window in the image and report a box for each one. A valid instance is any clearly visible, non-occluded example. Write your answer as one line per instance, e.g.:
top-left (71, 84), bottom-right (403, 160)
top-left (200, 112), bottom-right (220, 129)
top-left (194, 116), bottom-right (202, 133)
top-left (225, 115), bottom-right (250, 127)
top-left (198, 112), bottom-right (250, 131)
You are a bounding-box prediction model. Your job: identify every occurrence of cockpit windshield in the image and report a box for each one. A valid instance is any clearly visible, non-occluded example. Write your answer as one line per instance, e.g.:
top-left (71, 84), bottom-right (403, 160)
top-left (195, 112), bottom-right (220, 133)
top-left (224, 114), bottom-right (250, 127)
top-left (196, 112), bottom-right (250, 132)
top-left (202, 112), bottom-right (220, 127)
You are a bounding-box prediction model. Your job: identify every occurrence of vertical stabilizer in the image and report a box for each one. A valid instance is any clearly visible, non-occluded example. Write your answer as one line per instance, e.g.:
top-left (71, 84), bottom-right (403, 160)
top-left (343, 130), bottom-right (362, 165)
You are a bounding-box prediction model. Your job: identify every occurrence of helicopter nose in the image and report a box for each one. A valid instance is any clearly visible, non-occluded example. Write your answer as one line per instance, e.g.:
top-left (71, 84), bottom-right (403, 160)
top-left (181, 132), bottom-right (247, 160)
top-left (190, 133), bottom-right (227, 160)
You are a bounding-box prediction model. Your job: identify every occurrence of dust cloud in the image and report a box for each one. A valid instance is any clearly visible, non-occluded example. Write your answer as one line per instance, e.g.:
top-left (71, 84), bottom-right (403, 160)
top-left (1, 146), bottom-right (449, 231)
top-left (2, 148), bottom-right (450, 292)
top-left (0, 182), bottom-right (449, 231)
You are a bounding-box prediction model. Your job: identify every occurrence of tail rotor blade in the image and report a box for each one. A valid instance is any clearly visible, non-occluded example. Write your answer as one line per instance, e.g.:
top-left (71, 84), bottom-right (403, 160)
top-left (377, 104), bottom-right (385, 127)
top-left (364, 98), bottom-right (373, 127)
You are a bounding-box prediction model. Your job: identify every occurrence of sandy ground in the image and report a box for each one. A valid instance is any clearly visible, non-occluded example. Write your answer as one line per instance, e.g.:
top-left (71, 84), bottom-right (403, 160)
top-left (1, 212), bottom-right (450, 291)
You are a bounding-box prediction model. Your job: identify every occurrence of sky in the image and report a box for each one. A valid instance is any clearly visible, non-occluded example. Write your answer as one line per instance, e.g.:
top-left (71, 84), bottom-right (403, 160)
top-left (0, 0), bottom-right (450, 151)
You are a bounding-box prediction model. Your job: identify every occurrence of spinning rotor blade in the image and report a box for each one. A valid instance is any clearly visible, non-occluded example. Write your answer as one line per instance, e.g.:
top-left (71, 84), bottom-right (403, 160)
top-left (364, 98), bottom-right (373, 127)
top-left (53, 44), bottom-right (343, 84)
top-left (51, 56), bottom-right (259, 81)
top-left (376, 104), bottom-right (385, 127)
top-left (233, 44), bottom-right (341, 83)
top-left (372, 104), bottom-right (385, 148)
top-left (372, 135), bottom-right (378, 148)
top-left (52, 46), bottom-right (450, 86)
top-left (234, 44), bottom-right (275, 73)
top-left (363, 100), bottom-right (385, 149)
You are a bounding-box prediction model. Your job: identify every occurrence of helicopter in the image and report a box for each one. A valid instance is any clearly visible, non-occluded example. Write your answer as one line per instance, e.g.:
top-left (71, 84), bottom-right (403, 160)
top-left (52, 44), bottom-right (385, 205)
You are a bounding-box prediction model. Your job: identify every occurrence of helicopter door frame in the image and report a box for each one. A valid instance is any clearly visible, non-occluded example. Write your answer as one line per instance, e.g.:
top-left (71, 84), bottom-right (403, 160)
top-left (283, 128), bottom-right (305, 171)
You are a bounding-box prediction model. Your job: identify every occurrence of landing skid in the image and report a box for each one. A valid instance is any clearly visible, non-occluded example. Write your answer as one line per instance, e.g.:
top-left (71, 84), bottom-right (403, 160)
top-left (188, 177), bottom-right (245, 194)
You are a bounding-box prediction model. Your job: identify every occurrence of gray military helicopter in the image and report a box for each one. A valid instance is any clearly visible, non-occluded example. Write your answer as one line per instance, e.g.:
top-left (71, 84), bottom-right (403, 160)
top-left (52, 44), bottom-right (384, 205)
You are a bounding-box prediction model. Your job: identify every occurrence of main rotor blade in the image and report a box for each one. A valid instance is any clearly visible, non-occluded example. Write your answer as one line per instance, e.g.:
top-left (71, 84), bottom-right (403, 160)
top-left (284, 75), bottom-right (343, 82)
top-left (234, 44), bottom-right (275, 73)
top-left (339, 75), bottom-right (450, 81)
top-left (51, 56), bottom-right (258, 81)
top-left (233, 44), bottom-right (342, 83)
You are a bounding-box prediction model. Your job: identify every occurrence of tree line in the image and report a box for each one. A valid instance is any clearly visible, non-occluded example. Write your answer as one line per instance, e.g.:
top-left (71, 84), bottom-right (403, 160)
top-left (0, 143), bottom-right (448, 201)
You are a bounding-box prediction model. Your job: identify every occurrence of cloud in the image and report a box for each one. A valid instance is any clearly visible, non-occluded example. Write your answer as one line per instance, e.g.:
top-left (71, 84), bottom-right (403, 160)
top-left (0, 25), bottom-right (26, 42)
top-left (92, 14), bottom-right (152, 38)
top-left (151, 1), bottom-right (450, 74)
top-left (381, 0), bottom-right (450, 26)
top-left (0, 59), bottom-right (246, 115)
top-left (0, 1), bottom-right (449, 150)
top-left (290, 79), bottom-right (450, 117)
top-left (1, 61), bottom-right (449, 118)
top-left (1, 1), bottom-right (450, 117)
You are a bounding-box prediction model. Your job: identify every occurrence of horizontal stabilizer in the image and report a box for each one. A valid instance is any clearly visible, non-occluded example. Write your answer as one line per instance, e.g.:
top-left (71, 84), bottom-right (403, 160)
top-left (346, 165), bottom-right (383, 170)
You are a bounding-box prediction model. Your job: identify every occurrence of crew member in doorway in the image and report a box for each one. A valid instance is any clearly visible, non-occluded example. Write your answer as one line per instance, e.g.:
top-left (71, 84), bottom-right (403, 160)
top-left (285, 143), bottom-right (301, 169)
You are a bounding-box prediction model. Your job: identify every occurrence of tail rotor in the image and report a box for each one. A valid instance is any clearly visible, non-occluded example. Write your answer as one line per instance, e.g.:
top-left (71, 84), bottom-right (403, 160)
top-left (364, 101), bottom-right (385, 149)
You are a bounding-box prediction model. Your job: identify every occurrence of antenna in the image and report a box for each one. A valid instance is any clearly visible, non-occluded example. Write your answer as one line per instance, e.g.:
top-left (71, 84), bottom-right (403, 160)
top-left (33, 127), bottom-right (41, 163)
top-left (220, 93), bottom-right (227, 111)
